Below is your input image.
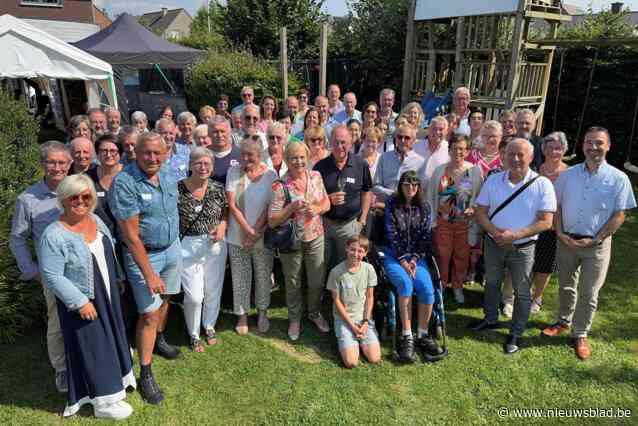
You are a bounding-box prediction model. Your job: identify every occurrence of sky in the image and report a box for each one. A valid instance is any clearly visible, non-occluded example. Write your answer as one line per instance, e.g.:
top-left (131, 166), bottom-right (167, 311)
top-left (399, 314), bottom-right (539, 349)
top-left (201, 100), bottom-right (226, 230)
top-left (95, 0), bottom-right (638, 18)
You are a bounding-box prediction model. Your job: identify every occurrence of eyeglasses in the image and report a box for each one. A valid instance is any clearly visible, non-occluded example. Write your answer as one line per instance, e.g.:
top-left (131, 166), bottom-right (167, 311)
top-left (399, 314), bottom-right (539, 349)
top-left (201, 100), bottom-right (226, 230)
top-left (245, 116), bottom-right (259, 121)
top-left (242, 93), bottom-right (253, 98)
top-left (401, 182), bottom-right (420, 188)
top-left (68, 193), bottom-right (92, 204)
top-left (365, 109), bottom-right (377, 114)
top-left (192, 161), bottom-right (212, 168)
top-left (99, 148), bottom-right (119, 156)
top-left (44, 160), bottom-right (69, 167)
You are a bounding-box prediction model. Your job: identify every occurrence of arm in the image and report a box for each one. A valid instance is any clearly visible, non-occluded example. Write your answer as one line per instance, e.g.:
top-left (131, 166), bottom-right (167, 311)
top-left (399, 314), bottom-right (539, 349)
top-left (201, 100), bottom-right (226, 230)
top-left (358, 191), bottom-right (371, 226)
top-left (500, 211), bottom-right (553, 244)
top-left (330, 289), bottom-right (361, 334)
top-left (9, 198), bottom-right (40, 281)
top-left (268, 184), bottom-right (300, 228)
top-left (118, 216), bottom-right (165, 294)
top-left (590, 210), bottom-right (626, 246)
top-left (475, 204), bottom-right (501, 237)
top-left (372, 158), bottom-right (394, 200)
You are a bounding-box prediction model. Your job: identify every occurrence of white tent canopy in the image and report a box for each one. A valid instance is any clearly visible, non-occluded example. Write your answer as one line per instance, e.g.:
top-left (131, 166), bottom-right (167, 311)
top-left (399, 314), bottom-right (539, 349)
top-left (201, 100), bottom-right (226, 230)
top-left (0, 14), bottom-right (117, 110)
top-left (415, 0), bottom-right (520, 21)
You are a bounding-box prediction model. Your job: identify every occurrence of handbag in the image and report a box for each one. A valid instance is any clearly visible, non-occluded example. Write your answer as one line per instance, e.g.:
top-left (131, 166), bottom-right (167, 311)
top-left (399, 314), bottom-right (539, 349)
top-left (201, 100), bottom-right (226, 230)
top-left (264, 180), bottom-right (301, 253)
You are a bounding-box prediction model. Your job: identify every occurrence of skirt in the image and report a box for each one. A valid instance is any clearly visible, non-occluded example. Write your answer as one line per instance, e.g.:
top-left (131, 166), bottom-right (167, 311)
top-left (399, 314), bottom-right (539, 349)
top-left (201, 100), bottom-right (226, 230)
top-left (533, 230), bottom-right (557, 274)
top-left (57, 236), bottom-right (136, 417)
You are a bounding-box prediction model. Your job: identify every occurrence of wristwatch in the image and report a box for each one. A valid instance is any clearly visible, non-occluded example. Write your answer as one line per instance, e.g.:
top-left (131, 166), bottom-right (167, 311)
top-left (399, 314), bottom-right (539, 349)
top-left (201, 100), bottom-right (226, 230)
top-left (361, 318), bottom-right (369, 324)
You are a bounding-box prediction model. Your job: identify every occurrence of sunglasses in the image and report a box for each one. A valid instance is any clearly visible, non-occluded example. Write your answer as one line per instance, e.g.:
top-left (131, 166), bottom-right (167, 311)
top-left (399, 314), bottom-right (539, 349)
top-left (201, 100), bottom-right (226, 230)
top-left (401, 182), bottom-right (420, 188)
top-left (68, 193), bottom-right (92, 204)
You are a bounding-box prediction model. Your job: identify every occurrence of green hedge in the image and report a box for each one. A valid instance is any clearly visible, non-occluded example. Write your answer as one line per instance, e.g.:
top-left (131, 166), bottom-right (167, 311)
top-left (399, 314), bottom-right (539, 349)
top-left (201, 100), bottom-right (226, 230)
top-left (185, 48), bottom-right (301, 113)
top-left (0, 88), bottom-right (44, 343)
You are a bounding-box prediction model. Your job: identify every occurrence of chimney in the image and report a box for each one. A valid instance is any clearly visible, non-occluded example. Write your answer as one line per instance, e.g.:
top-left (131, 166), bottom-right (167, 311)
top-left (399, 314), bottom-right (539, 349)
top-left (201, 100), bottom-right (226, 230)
top-left (161, 7), bottom-right (168, 16)
top-left (611, 2), bottom-right (623, 14)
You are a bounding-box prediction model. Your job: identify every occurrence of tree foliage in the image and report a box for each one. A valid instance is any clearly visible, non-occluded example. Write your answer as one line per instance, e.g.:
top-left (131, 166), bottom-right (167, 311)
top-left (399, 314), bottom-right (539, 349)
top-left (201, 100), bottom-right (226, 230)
top-left (0, 88), bottom-right (44, 343)
top-left (558, 6), bottom-right (637, 40)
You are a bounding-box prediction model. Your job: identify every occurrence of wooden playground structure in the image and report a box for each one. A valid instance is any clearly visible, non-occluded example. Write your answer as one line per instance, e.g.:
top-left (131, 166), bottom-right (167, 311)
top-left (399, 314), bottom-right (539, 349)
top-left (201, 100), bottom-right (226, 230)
top-left (401, 0), bottom-right (571, 127)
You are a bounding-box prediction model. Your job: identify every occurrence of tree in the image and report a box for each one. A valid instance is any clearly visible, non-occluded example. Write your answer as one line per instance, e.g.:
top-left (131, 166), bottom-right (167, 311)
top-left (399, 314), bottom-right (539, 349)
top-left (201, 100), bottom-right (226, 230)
top-left (220, 0), bottom-right (327, 59)
top-left (558, 6), bottom-right (637, 40)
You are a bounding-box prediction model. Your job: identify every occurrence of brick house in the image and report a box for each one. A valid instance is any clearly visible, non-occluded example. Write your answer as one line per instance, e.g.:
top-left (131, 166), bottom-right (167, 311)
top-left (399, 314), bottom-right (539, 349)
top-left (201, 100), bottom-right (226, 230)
top-left (138, 8), bottom-right (192, 40)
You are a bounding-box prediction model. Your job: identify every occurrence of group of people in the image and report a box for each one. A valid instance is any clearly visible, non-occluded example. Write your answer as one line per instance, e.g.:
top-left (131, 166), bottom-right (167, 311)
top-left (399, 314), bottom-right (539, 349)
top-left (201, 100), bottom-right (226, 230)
top-left (10, 83), bottom-right (635, 419)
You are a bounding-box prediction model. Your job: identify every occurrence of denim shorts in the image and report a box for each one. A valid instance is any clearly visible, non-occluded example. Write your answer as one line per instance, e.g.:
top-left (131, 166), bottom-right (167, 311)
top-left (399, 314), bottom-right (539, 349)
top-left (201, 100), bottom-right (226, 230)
top-left (334, 317), bottom-right (380, 350)
top-left (124, 238), bottom-right (183, 314)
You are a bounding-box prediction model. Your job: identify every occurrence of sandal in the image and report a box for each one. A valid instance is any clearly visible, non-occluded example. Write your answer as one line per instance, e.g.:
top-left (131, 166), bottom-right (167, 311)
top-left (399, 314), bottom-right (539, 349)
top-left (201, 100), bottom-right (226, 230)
top-left (190, 338), bottom-right (204, 353)
top-left (205, 329), bottom-right (217, 346)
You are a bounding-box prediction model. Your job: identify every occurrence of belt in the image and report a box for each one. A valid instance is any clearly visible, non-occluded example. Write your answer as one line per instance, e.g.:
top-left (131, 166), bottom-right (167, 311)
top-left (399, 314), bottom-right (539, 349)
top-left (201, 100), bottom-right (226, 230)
top-left (565, 233), bottom-right (594, 240)
top-left (144, 245), bottom-right (170, 253)
top-left (513, 240), bottom-right (536, 249)
top-left (324, 216), bottom-right (357, 225)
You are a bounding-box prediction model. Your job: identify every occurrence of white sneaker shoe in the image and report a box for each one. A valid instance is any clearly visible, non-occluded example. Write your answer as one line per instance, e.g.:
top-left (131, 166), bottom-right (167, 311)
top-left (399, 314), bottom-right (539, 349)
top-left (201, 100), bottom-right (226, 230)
top-left (94, 400), bottom-right (133, 420)
top-left (453, 288), bottom-right (465, 304)
top-left (530, 298), bottom-right (542, 314)
top-left (502, 303), bottom-right (513, 318)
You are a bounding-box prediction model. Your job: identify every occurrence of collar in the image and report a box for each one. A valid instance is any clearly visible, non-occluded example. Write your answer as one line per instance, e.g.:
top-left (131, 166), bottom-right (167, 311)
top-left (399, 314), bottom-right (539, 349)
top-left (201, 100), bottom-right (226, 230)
top-left (128, 161), bottom-right (164, 183)
top-left (582, 160), bottom-right (608, 175)
top-left (504, 168), bottom-right (535, 184)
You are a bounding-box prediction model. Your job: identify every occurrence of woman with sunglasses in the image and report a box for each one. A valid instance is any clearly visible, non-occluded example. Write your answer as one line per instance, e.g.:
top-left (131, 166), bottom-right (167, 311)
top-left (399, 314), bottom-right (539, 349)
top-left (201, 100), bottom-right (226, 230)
top-left (383, 170), bottom-right (443, 363)
top-left (297, 88), bottom-right (311, 118)
top-left (361, 101), bottom-right (380, 132)
top-left (39, 174), bottom-right (135, 419)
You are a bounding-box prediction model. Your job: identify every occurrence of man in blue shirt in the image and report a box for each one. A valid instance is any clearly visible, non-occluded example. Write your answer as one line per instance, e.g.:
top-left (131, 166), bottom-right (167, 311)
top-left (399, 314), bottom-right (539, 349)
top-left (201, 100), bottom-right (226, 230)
top-left (156, 118), bottom-right (189, 182)
top-left (542, 127), bottom-right (636, 360)
top-left (110, 132), bottom-right (182, 404)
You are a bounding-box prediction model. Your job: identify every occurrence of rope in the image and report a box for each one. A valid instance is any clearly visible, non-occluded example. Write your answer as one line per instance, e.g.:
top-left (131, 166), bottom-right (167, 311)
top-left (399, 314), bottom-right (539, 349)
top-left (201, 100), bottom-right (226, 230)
top-left (571, 48), bottom-right (599, 156)
top-left (552, 48), bottom-right (565, 132)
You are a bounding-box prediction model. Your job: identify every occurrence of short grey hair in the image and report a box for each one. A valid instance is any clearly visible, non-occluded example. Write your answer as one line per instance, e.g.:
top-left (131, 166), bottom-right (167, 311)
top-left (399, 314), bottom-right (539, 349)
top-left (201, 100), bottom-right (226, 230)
top-left (239, 135), bottom-right (265, 158)
top-left (131, 111), bottom-right (147, 122)
top-left (136, 131), bottom-right (166, 151)
top-left (56, 174), bottom-right (97, 213)
top-left (177, 111), bottom-right (196, 125)
top-left (193, 124), bottom-right (209, 138)
top-left (40, 140), bottom-right (71, 163)
top-left (429, 115), bottom-right (448, 127)
top-left (117, 126), bottom-right (140, 145)
top-left (508, 137), bottom-right (535, 155)
top-left (379, 88), bottom-right (395, 98)
top-left (543, 131), bottom-right (568, 151)
top-left (105, 107), bottom-right (120, 116)
top-left (481, 120), bottom-right (503, 135)
top-left (189, 146), bottom-right (214, 167)
top-left (267, 121), bottom-right (286, 136)
top-left (68, 114), bottom-right (90, 133)
top-left (155, 118), bottom-right (175, 131)
top-left (454, 86), bottom-right (470, 98)
top-left (516, 109), bottom-right (536, 121)
top-left (209, 116), bottom-right (231, 132)
top-left (69, 137), bottom-right (95, 157)
top-left (330, 123), bottom-right (350, 142)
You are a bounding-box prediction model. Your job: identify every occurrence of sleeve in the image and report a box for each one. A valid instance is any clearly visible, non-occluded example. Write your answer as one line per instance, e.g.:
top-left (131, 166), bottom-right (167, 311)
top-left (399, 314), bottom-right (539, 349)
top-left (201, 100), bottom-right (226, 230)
top-left (38, 231), bottom-right (89, 311)
top-left (325, 267), bottom-right (339, 292)
top-left (418, 203), bottom-right (433, 258)
top-left (366, 263), bottom-right (378, 288)
top-left (108, 175), bottom-right (140, 221)
top-left (470, 166), bottom-right (484, 206)
top-left (475, 176), bottom-right (492, 207)
top-left (9, 196), bottom-right (39, 281)
top-left (537, 178), bottom-right (557, 213)
top-left (269, 181), bottom-right (286, 217)
top-left (554, 171), bottom-right (567, 206)
top-left (225, 165), bottom-right (239, 193)
top-left (361, 162), bottom-right (372, 192)
top-left (615, 174), bottom-right (637, 212)
top-left (313, 171), bottom-right (328, 200)
top-left (372, 156), bottom-right (394, 199)
top-left (384, 198), bottom-right (409, 261)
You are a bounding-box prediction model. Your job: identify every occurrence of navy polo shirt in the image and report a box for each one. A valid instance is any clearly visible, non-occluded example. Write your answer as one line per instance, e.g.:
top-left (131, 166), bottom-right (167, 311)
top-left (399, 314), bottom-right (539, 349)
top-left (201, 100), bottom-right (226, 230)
top-left (314, 153), bottom-right (372, 221)
top-left (211, 145), bottom-right (241, 185)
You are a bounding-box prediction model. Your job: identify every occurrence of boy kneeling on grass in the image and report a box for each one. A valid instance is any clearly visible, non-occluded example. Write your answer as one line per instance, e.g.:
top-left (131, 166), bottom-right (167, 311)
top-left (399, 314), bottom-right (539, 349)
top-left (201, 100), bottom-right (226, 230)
top-left (327, 235), bottom-right (381, 368)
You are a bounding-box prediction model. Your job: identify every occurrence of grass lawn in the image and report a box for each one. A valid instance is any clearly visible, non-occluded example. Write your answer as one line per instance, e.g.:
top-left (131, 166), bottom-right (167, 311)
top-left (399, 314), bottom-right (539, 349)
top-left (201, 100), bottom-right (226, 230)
top-left (1, 219), bottom-right (637, 425)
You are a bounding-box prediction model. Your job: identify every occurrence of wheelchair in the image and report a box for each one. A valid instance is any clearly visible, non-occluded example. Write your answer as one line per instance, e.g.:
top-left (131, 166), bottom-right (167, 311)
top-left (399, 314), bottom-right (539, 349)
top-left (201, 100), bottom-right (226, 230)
top-left (366, 241), bottom-right (449, 363)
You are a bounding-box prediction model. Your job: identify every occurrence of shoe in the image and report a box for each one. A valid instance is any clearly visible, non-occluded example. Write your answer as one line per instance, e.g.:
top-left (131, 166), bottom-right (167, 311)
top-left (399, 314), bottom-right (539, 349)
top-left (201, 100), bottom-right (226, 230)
top-left (235, 315), bottom-right (249, 335)
top-left (205, 329), bottom-right (218, 346)
top-left (398, 335), bottom-right (416, 363)
top-left (55, 370), bottom-right (68, 393)
top-left (309, 313), bottom-right (330, 333)
top-left (453, 288), bottom-right (465, 304)
top-left (530, 298), bottom-right (542, 314)
top-left (416, 335), bottom-right (444, 356)
top-left (541, 321), bottom-right (570, 337)
top-left (190, 338), bottom-right (204, 353)
top-left (504, 335), bottom-right (522, 354)
top-left (257, 311), bottom-right (270, 334)
top-left (502, 303), bottom-right (513, 318)
top-left (154, 333), bottom-right (180, 359)
top-left (138, 374), bottom-right (164, 405)
top-left (574, 337), bottom-right (592, 360)
top-left (94, 400), bottom-right (133, 420)
top-left (288, 321), bottom-right (301, 341)
top-left (467, 318), bottom-right (499, 331)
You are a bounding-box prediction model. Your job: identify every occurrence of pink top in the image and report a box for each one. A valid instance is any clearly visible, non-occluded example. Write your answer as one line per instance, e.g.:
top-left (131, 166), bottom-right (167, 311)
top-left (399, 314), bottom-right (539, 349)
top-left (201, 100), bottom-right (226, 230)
top-left (269, 170), bottom-right (328, 242)
top-left (466, 149), bottom-right (502, 177)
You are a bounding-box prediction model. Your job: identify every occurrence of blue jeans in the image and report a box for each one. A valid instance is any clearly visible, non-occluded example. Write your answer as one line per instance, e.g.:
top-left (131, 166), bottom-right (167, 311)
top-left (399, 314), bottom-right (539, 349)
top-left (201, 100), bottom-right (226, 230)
top-left (483, 237), bottom-right (535, 337)
top-left (383, 254), bottom-right (434, 305)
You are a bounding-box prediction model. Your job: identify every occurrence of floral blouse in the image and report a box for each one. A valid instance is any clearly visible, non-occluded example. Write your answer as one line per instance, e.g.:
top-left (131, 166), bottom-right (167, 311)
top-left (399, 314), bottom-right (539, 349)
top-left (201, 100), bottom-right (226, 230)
top-left (384, 195), bottom-right (432, 262)
top-left (466, 149), bottom-right (502, 177)
top-left (269, 170), bottom-right (328, 242)
top-left (436, 170), bottom-right (474, 223)
top-left (178, 179), bottom-right (227, 238)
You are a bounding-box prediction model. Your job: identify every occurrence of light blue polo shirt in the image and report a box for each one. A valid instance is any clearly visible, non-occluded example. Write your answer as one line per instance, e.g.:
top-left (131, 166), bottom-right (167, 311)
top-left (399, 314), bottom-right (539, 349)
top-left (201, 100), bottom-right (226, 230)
top-left (109, 162), bottom-right (180, 249)
top-left (555, 162), bottom-right (636, 237)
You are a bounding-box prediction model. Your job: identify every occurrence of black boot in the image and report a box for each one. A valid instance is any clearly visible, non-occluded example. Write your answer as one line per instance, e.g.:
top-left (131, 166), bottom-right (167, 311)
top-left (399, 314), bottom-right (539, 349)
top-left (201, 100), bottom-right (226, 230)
top-left (398, 334), bottom-right (416, 363)
top-left (154, 332), bottom-right (180, 359)
top-left (139, 365), bottom-right (164, 405)
top-left (416, 334), bottom-right (444, 356)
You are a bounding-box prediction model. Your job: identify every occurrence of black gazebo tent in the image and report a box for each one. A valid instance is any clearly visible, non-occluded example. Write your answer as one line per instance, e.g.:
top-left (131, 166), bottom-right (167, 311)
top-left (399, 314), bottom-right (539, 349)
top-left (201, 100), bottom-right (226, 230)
top-left (74, 13), bottom-right (203, 120)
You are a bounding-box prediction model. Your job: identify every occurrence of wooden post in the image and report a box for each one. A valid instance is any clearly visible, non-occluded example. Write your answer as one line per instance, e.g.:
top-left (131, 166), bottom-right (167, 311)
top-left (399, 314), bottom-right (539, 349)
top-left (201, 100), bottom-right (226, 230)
top-left (280, 27), bottom-right (288, 100)
top-left (59, 79), bottom-right (71, 123)
top-left (454, 17), bottom-right (465, 88)
top-left (535, 22), bottom-right (558, 134)
top-left (319, 23), bottom-right (328, 97)
top-left (425, 23), bottom-right (435, 93)
top-left (505, 0), bottom-right (527, 109)
top-left (401, 0), bottom-right (417, 106)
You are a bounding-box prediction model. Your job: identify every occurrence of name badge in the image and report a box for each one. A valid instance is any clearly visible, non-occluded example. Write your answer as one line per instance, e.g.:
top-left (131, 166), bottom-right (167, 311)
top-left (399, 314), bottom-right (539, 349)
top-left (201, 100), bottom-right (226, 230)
top-left (344, 281), bottom-right (353, 289)
top-left (346, 177), bottom-right (355, 184)
top-left (141, 193), bottom-right (152, 200)
top-left (97, 191), bottom-right (105, 197)
top-left (179, 164), bottom-right (186, 170)
top-left (194, 205), bottom-right (203, 213)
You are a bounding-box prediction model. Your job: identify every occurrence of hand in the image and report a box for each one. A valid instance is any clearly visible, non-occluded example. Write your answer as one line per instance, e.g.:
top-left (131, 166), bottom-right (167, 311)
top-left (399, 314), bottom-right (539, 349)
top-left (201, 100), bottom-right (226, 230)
top-left (147, 273), bottom-right (166, 296)
top-left (350, 322), bottom-right (362, 336)
top-left (289, 199), bottom-right (307, 213)
top-left (557, 233), bottom-right (578, 249)
top-left (493, 229), bottom-right (516, 247)
top-left (78, 302), bottom-right (97, 321)
top-left (357, 322), bottom-right (369, 339)
top-left (573, 237), bottom-right (595, 248)
top-left (33, 273), bottom-right (42, 283)
top-left (438, 203), bottom-right (452, 216)
top-left (210, 222), bottom-right (226, 242)
top-left (328, 191), bottom-right (346, 206)
top-left (463, 207), bottom-right (475, 218)
top-left (356, 220), bottom-right (365, 232)
top-left (409, 259), bottom-right (417, 278)
top-left (306, 202), bottom-right (323, 216)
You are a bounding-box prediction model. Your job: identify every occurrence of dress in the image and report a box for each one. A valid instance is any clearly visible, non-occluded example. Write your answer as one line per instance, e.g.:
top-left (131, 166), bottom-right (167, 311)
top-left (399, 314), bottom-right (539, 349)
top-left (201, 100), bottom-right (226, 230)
top-left (58, 233), bottom-right (135, 416)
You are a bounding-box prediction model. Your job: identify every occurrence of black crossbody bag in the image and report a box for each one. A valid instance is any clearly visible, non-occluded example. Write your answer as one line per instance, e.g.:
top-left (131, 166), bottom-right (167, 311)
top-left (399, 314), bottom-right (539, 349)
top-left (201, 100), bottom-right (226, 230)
top-left (264, 181), bottom-right (301, 253)
top-left (489, 176), bottom-right (539, 221)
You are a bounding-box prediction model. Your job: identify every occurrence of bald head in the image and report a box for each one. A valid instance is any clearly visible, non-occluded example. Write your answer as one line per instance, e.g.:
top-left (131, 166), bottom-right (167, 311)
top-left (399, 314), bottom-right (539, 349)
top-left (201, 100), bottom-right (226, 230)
top-left (70, 137), bottom-right (94, 173)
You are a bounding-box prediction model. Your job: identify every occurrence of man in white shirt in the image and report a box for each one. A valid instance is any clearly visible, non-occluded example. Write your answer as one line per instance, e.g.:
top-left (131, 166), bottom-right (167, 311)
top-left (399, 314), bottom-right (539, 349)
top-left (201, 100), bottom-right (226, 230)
top-left (332, 92), bottom-right (362, 124)
top-left (469, 138), bottom-right (556, 355)
top-left (231, 86), bottom-right (259, 115)
top-left (327, 84), bottom-right (344, 116)
top-left (413, 116), bottom-right (450, 185)
top-left (232, 105), bottom-right (267, 153)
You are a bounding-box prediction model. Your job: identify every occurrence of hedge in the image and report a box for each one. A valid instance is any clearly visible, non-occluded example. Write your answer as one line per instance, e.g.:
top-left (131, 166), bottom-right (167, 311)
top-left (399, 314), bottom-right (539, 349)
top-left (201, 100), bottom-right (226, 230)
top-left (0, 88), bottom-right (44, 343)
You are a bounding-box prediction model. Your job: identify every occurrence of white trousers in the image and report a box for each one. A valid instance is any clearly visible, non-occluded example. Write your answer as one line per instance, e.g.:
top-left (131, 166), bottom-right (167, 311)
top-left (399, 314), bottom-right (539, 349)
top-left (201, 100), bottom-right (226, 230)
top-left (181, 235), bottom-right (228, 340)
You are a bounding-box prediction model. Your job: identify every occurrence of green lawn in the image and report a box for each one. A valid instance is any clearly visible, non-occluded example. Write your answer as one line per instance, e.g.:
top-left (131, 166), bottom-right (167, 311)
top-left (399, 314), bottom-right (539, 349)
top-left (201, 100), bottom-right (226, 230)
top-left (1, 219), bottom-right (637, 425)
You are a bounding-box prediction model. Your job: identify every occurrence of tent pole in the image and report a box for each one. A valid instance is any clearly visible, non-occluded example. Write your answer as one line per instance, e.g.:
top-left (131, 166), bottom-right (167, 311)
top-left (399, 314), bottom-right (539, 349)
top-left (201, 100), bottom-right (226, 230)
top-left (108, 75), bottom-right (118, 110)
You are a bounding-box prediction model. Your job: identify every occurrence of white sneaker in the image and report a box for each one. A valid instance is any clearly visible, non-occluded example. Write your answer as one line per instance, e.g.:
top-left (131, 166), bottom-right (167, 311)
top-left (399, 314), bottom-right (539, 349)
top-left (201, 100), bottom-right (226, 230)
top-left (94, 400), bottom-right (133, 420)
top-left (502, 303), bottom-right (513, 318)
top-left (453, 288), bottom-right (465, 304)
top-left (530, 298), bottom-right (542, 314)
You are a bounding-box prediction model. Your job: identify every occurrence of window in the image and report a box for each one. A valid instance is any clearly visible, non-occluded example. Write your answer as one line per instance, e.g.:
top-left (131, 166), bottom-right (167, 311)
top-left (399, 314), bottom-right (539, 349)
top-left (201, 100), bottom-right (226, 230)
top-left (20, 0), bottom-right (64, 6)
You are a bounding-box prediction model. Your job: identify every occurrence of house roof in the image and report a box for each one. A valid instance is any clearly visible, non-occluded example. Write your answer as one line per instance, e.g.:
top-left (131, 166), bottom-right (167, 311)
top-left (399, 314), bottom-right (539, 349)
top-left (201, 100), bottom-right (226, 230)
top-left (21, 18), bottom-right (100, 43)
top-left (138, 8), bottom-right (190, 34)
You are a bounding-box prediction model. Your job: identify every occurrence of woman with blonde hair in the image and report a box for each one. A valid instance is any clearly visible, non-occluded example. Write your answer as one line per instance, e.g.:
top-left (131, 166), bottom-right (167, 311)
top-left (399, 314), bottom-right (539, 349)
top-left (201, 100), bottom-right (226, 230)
top-left (304, 126), bottom-right (330, 166)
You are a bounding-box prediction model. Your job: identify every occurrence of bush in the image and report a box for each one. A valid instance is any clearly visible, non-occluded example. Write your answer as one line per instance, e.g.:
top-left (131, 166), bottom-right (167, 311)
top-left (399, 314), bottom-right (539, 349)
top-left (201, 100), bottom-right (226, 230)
top-left (0, 88), bottom-right (44, 343)
top-left (185, 48), bottom-right (301, 113)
